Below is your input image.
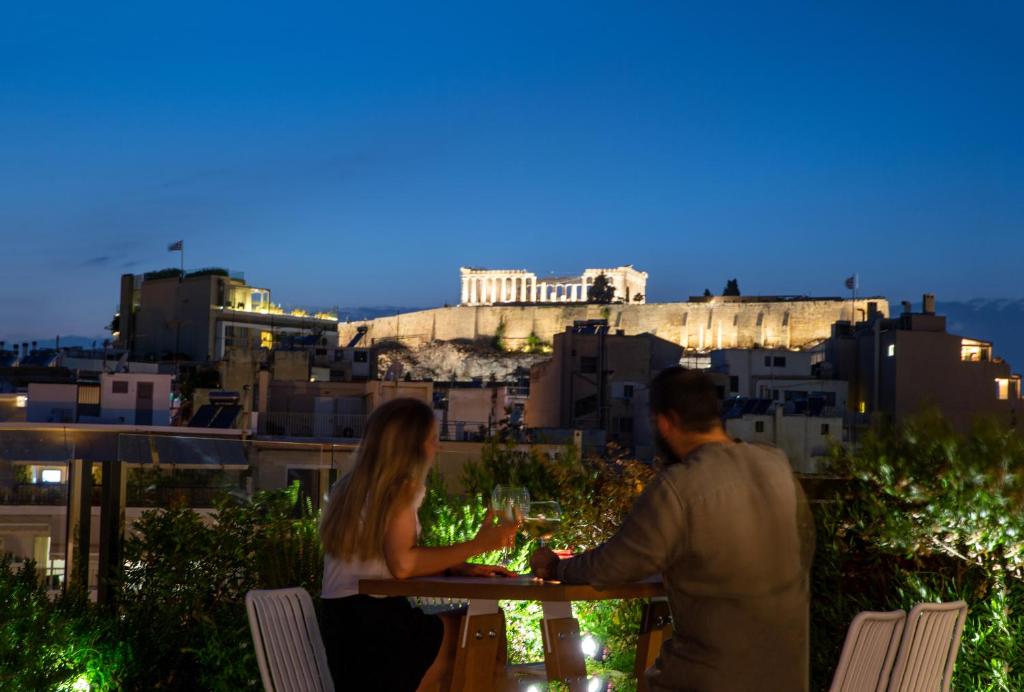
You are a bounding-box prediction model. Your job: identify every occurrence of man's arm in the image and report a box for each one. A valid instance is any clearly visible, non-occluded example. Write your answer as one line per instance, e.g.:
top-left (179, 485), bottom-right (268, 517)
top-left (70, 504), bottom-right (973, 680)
top-left (557, 473), bottom-right (686, 586)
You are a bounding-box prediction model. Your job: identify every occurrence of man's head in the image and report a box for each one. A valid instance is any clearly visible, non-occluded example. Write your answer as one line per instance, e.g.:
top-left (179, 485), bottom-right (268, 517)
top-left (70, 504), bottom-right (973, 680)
top-left (649, 366), bottom-right (727, 464)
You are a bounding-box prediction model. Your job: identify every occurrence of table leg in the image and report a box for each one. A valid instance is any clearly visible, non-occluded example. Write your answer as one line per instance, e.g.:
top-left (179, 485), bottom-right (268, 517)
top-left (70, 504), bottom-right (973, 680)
top-left (635, 598), bottom-right (672, 692)
top-left (541, 601), bottom-right (588, 691)
top-left (450, 599), bottom-right (503, 692)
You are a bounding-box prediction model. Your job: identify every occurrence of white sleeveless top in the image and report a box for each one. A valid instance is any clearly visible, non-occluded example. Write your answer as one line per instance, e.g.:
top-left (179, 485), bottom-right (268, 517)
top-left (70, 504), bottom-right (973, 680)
top-left (322, 484), bottom-right (426, 599)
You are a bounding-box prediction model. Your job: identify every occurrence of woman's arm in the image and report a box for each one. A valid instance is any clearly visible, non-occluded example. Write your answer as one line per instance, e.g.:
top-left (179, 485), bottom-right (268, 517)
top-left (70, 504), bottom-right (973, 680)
top-left (383, 502), bottom-right (518, 579)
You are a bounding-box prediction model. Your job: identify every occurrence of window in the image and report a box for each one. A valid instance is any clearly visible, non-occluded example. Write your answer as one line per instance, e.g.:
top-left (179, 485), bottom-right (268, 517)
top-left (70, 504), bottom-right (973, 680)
top-left (887, 344), bottom-right (895, 357)
top-left (820, 423), bottom-right (830, 435)
top-left (77, 386), bottom-right (100, 405)
top-left (315, 348), bottom-right (327, 356)
top-left (573, 394), bottom-right (598, 418)
top-left (622, 384), bottom-right (635, 399)
top-left (580, 356), bottom-right (598, 374)
top-left (756, 312), bottom-right (764, 327)
top-left (996, 378), bottom-right (1010, 401)
top-left (619, 417), bottom-right (634, 433)
top-left (41, 469), bottom-right (62, 483)
top-left (682, 312), bottom-right (688, 326)
top-left (706, 312), bottom-right (713, 329)
top-left (773, 356), bottom-right (787, 368)
top-left (732, 314), bottom-right (739, 326)
top-left (755, 421), bottom-right (765, 433)
top-left (729, 376), bottom-right (739, 393)
top-left (782, 312), bottom-right (790, 327)
top-left (112, 381), bottom-right (128, 394)
top-left (764, 356), bottom-right (772, 367)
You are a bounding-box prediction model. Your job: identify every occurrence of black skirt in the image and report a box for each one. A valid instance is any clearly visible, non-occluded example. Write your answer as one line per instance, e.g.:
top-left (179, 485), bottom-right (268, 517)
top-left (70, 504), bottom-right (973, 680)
top-left (321, 595), bottom-right (444, 691)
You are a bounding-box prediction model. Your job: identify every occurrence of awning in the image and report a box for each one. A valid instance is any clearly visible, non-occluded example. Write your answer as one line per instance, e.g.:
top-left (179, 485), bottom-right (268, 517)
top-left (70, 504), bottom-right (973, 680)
top-left (0, 430), bottom-right (75, 463)
top-left (117, 434), bottom-right (250, 468)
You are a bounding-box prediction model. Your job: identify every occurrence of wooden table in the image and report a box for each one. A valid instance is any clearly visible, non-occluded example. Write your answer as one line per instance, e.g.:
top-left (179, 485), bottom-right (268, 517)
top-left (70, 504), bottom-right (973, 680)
top-left (360, 576), bottom-right (670, 691)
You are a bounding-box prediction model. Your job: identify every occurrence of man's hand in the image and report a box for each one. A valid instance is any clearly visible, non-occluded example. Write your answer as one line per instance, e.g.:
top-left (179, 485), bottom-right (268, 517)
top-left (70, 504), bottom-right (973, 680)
top-left (530, 546), bottom-right (560, 580)
top-left (448, 562), bottom-right (517, 578)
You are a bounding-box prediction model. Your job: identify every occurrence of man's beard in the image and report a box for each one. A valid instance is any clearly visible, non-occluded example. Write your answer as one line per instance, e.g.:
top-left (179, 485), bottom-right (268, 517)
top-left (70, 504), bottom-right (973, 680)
top-left (654, 428), bottom-right (684, 468)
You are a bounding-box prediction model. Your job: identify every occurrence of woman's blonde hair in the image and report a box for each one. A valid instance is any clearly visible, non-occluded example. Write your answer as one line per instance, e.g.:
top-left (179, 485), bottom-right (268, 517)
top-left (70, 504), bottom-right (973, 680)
top-left (320, 397), bottom-right (436, 561)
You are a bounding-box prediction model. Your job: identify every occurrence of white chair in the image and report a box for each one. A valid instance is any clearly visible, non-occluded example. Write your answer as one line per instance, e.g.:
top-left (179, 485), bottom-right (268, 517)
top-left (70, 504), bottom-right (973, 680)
top-left (829, 609), bottom-right (906, 692)
top-left (886, 600), bottom-right (968, 692)
top-left (246, 587), bottom-right (335, 692)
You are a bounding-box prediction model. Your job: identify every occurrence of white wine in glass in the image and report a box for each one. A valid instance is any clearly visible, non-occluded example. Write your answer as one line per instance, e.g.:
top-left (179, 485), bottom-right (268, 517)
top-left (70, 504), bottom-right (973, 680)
top-left (491, 485), bottom-right (529, 564)
top-left (524, 500), bottom-right (562, 547)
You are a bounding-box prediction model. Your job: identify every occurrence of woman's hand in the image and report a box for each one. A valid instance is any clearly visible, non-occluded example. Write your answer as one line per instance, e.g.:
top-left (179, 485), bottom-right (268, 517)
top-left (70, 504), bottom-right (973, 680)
top-left (473, 507), bottom-right (521, 553)
top-left (448, 562), bottom-right (517, 578)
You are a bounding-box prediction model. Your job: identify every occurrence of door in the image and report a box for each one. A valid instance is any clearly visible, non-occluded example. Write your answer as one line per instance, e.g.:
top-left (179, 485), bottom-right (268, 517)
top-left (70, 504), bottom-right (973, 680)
top-left (135, 381), bottom-right (154, 426)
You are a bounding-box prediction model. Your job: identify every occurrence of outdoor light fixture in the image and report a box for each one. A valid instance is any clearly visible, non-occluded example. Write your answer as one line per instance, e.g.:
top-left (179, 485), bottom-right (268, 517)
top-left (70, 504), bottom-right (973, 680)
top-left (580, 634), bottom-right (600, 658)
top-left (588, 677), bottom-right (607, 692)
top-left (15, 395), bottom-right (27, 408)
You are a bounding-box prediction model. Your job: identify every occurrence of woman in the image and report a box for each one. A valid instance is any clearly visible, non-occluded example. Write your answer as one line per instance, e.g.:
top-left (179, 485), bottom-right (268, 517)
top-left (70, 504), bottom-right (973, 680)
top-left (320, 397), bottom-right (519, 691)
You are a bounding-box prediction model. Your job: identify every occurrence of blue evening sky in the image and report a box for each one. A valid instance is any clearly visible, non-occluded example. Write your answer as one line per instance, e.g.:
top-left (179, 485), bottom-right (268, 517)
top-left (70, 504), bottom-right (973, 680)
top-left (2, 2), bottom-right (1021, 340)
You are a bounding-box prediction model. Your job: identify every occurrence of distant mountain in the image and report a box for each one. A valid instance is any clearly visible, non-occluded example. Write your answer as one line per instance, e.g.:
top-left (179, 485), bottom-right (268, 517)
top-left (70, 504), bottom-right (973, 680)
top-left (936, 299), bottom-right (1024, 371)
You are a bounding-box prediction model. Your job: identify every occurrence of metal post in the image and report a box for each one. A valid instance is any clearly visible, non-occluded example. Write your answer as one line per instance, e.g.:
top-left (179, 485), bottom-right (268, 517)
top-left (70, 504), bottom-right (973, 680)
top-left (97, 459), bottom-right (126, 608)
top-left (64, 458), bottom-right (92, 594)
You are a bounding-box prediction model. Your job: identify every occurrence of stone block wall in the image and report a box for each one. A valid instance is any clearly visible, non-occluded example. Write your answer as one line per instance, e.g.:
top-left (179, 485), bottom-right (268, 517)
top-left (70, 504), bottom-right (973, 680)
top-left (338, 298), bottom-right (889, 353)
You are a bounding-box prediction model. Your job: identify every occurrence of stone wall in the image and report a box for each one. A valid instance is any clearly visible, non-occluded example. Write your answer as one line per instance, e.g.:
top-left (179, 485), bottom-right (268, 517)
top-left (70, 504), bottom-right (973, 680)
top-left (338, 298), bottom-right (889, 352)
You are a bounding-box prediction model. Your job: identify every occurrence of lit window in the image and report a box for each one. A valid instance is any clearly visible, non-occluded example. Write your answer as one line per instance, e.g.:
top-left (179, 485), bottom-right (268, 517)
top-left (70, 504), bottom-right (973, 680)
top-left (996, 378), bottom-right (1010, 401)
top-left (41, 469), bottom-right (62, 483)
top-left (887, 344), bottom-right (895, 357)
top-left (260, 331), bottom-right (274, 349)
top-left (15, 395), bottom-right (27, 408)
top-left (858, 401), bottom-right (866, 414)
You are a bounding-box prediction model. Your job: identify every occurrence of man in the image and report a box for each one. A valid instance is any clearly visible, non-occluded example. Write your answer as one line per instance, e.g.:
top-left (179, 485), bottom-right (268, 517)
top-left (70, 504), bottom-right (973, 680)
top-left (531, 367), bottom-right (814, 691)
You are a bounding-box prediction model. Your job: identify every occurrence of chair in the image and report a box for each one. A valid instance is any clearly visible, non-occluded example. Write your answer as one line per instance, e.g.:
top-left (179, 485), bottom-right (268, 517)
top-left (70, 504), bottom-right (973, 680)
top-left (886, 601), bottom-right (968, 692)
top-left (829, 610), bottom-right (906, 692)
top-left (246, 587), bottom-right (335, 692)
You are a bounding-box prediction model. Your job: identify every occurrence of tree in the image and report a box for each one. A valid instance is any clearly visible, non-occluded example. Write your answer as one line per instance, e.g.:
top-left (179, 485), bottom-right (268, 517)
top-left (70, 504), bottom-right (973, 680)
top-left (587, 274), bottom-right (616, 304)
top-left (723, 278), bottom-right (740, 296)
top-left (703, 288), bottom-right (713, 297)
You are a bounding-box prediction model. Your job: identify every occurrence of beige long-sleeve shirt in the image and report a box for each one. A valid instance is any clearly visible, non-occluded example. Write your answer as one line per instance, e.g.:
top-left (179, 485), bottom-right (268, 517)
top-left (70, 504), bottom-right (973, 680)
top-left (558, 441), bottom-right (814, 692)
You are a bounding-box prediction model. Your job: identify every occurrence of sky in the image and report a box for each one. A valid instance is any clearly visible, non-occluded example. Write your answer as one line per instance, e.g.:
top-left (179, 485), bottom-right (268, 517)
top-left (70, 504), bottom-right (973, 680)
top-left (1, 1), bottom-right (1022, 341)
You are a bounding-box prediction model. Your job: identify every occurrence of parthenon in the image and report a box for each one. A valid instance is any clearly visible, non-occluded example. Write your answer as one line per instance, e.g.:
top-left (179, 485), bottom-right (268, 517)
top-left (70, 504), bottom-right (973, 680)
top-left (459, 265), bottom-right (648, 306)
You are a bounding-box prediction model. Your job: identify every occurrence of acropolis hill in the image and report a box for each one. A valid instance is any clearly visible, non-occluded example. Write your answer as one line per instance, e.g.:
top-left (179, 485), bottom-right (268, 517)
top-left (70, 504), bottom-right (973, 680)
top-left (338, 268), bottom-right (889, 352)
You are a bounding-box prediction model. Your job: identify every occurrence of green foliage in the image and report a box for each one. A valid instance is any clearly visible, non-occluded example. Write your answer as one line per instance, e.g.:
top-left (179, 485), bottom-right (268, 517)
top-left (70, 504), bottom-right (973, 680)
top-left (812, 413), bottom-right (1024, 690)
top-left (442, 442), bottom-right (654, 671)
top-left (587, 273), bottom-right (616, 304)
top-left (493, 316), bottom-right (508, 351)
top-left (118, 482), bottom-right (321, 689)
top-left (185, 267), bottom-right (230, 278)
top-left (144, 268), bottom-right (183, 280)
top-left (524, 331), bottom-right (551, 354)
top-left (723, 278), bottom-right (740, 296)
top-left (0, 556), bottom-right (129, 691)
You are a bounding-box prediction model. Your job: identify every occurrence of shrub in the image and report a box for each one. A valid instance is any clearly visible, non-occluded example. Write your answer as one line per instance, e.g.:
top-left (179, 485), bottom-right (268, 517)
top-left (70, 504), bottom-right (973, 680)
top-left (0, 556), bottom-right (128, 691)
top-left (813, 413), bottom-right (1024, 690)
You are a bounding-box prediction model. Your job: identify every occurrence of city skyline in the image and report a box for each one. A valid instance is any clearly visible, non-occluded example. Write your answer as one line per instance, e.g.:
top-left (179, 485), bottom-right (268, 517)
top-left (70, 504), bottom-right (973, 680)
top-left (2, 2), bottom-right (1022, 340)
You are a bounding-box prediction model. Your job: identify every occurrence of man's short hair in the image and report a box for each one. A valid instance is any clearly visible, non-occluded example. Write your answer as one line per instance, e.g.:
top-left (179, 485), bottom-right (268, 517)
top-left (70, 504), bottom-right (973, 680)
top-left (649, 366), bottom-right (722, 433)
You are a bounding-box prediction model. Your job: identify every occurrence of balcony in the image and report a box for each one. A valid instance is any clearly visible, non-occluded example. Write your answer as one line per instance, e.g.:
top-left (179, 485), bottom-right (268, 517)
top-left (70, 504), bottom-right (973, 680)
top-left (257, 412), bottom-right (366, 439)
top-left (0, 482), bottom-right (67, 505)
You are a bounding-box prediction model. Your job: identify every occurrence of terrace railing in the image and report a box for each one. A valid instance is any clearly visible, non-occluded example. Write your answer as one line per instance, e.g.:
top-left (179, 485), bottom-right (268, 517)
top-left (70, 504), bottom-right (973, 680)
top-left (0, 482), bottom-right (68, 505)
top-left (257, 412), bottom-right (366, 439)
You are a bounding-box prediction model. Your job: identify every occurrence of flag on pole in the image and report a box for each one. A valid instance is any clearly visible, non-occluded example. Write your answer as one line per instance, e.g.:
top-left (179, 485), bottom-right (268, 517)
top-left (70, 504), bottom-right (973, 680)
top-left (844, 274), bottom-right (858, 291)
top-left (167, 240), bottom-right (183, 252)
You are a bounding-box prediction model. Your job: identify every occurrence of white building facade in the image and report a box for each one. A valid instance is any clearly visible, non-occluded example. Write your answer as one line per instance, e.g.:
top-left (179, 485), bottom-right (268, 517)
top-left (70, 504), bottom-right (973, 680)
top-left (459, 266), bottom-right (648, 306)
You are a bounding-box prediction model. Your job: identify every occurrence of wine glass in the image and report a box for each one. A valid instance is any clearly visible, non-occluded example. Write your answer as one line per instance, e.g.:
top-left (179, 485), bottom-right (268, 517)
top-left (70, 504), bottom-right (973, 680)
top-left (491, 485), bottom-right (530, 522)
top-left (491, 485), bottom-right (530, 564)
top-left (524, 500), bottom-right (562, 548)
